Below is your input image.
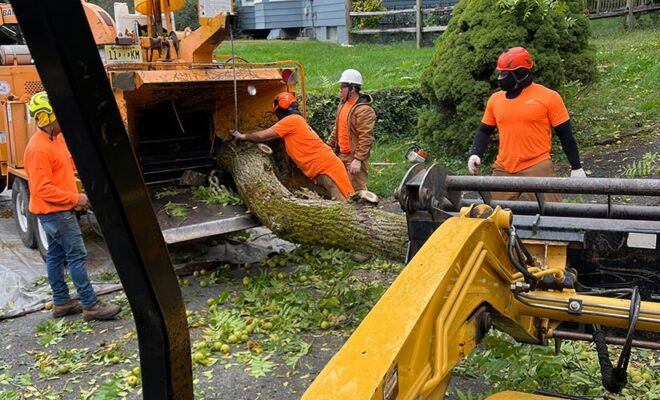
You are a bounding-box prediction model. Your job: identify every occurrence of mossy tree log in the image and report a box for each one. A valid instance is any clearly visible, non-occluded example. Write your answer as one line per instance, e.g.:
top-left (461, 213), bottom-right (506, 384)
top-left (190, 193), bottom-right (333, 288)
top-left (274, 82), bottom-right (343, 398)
top-left (217, 143), bottom-right (407, 261)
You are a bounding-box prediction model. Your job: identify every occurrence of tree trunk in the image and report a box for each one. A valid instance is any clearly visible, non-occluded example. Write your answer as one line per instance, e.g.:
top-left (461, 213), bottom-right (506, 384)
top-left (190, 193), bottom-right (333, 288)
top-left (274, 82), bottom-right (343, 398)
top-left (217, 142), bottom-right (407, 261)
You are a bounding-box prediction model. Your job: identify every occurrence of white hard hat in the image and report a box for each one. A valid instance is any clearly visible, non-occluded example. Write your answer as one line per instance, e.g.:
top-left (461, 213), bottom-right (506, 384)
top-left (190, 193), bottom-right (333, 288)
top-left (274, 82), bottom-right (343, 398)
top-left (338, 69), bottom-right (363, 85)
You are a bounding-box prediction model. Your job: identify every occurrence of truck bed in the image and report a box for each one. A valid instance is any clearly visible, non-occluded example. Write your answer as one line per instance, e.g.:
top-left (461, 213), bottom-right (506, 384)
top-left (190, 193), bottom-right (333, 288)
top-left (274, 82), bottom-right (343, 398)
top-left (150, 190), bottom-right (259, 244)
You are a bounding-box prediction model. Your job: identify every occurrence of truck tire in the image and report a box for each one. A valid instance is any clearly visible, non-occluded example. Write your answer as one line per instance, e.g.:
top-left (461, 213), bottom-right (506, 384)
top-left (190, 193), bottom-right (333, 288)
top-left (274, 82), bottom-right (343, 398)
top-left (11, 178), bottom-right (37, 249)
top-left (35, 217), bottom-right (49, 260)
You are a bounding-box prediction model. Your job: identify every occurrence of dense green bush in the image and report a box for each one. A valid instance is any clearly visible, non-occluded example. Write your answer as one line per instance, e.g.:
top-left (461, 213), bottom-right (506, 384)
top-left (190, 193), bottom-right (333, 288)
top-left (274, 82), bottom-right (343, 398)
top-left (352, 0), bottom-right (387, 30)
top-left (419, 0), bottom-right (596, 156)
top-left (307, 88), bottom-right (427, 143)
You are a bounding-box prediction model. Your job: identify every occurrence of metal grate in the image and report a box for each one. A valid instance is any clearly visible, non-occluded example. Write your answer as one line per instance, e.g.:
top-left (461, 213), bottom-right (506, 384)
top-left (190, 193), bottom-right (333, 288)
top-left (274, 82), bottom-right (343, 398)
top-left (24, 81), bottom-right (44, 96)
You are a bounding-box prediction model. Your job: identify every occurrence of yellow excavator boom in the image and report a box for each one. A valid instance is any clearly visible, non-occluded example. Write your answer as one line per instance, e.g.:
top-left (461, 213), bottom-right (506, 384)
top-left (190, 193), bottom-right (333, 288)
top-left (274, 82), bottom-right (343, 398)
top-left (303, 206), bottom-right (660, 400)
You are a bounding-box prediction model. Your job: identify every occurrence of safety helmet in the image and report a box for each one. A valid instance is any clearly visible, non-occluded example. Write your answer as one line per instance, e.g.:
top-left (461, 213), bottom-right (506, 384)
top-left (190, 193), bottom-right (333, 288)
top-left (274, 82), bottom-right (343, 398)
top-left (272, 92), bottom-right (297, 113)
top-left (338, 69), bottom-right (363, 85)
top-left (496, 47), bottom-right (534, 71)
top-left (28, 91), bottom-right (56, 128)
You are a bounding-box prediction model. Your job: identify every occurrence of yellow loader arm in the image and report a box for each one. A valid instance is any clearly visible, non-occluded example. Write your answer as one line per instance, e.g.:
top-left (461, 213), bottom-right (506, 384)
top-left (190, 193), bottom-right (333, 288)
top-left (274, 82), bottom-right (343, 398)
top-left (303, 206), bottom-right (660, 400)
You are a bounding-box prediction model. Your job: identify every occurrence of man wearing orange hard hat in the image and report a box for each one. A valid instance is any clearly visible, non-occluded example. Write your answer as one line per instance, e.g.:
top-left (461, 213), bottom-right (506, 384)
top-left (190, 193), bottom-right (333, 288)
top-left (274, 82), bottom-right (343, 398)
top-left (467, 47), bottom-right (586, 202)
top-left (231, 92), bottom-right (354, 201)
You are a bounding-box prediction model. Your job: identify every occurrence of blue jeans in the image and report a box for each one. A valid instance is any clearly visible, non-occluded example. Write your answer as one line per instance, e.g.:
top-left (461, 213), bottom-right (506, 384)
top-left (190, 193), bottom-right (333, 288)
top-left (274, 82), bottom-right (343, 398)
top-left (38, 211), bottom-right (97, 308)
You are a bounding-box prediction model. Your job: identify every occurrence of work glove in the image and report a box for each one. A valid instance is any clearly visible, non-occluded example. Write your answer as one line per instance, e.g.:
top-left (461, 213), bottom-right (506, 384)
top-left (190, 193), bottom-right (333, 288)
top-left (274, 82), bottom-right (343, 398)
top-left (349, 159), bottom-right (362, 174)
top-left (230, 130), bottom-right (247, 141)
top-left (570, 168), bottom-right (587, 178)
top-left (467, 155), bottom-right (481, 176)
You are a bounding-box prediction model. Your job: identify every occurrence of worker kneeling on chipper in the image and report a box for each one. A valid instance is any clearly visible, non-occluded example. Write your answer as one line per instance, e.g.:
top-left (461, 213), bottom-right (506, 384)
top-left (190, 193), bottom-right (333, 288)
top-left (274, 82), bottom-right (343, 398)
top-left (231, 92), bottom-right (355, 201)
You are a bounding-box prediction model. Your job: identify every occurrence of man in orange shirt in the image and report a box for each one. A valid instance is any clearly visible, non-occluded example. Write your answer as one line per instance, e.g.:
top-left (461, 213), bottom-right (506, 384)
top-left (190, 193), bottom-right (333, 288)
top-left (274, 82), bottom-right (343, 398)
top-left (326, 69), bottom-right (376, 191)
top-left (231, 92), bottom-right (354, 200)
top-left (467, 47), bottom-right (586, 202)
top-left (24, 92), bottom-right (121, 321)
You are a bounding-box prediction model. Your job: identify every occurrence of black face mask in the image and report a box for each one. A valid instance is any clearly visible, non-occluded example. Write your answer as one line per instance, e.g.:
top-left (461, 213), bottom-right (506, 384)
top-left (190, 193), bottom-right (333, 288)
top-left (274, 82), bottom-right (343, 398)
top-left (498, 69), bottom-right (532, 97)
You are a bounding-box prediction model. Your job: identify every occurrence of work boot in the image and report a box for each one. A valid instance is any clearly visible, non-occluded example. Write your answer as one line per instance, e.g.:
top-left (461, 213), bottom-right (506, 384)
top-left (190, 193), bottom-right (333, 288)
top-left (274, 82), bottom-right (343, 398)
top-left (52, 299), bottom-right (83, 318)
top-left (83, 301), bottom-right (121, 321)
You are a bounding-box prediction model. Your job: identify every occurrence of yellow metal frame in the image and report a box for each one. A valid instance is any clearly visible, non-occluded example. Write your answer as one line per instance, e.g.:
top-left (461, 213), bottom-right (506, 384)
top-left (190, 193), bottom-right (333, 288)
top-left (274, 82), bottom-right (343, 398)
top-left (303, 207), bottom-right (660, 400)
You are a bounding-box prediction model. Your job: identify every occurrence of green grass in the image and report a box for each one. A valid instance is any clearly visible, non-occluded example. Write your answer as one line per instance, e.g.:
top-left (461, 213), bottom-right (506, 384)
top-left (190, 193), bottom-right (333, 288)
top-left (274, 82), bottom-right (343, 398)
top-left (563, 16), bottom-right (660, 148)
top-left (216, 40), bottom-right (434, 94)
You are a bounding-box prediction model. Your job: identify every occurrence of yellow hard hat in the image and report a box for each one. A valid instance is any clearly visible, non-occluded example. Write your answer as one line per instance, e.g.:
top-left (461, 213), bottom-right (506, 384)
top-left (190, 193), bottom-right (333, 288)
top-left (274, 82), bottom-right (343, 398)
top-left (28, 91), bottom-right (56, 128)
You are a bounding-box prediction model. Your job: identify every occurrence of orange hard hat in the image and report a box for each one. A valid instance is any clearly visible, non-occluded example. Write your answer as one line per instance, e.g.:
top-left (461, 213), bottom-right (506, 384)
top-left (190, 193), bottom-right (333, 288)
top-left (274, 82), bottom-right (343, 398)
top-left (272, 92), bottom-right (297, 113)
top-left (497, 47), bottom-right (534, 71)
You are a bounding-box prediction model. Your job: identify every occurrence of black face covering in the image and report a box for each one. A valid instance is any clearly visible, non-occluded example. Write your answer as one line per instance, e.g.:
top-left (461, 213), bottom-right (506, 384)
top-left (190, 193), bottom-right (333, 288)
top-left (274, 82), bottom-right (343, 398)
top-left (498, 68), bottom-right (532, 98)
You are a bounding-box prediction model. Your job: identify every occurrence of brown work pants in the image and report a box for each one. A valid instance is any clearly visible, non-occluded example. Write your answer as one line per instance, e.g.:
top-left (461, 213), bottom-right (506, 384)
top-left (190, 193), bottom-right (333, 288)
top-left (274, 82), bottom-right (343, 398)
top-left (316, 174), bottom-right (346, 201)
top-left (339, 153), bottom-right (369, 191)
top-left (492, 159), bottom-right (561, 203)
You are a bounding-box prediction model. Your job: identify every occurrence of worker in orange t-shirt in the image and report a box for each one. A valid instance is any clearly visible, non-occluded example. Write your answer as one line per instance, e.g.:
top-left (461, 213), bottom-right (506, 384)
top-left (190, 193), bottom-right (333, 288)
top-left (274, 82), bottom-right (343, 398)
top-left (24, 92), bottom-right (120, 321)
top-left (467, 47), bottom-right (586, 202)
top-left (231, 92), bottom-right (354, 200)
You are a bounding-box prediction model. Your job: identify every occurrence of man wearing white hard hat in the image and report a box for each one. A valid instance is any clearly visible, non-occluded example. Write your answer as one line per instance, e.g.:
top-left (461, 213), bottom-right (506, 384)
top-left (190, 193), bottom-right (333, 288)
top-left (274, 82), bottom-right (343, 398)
top-left (326, 69), bottom-right (376, 191)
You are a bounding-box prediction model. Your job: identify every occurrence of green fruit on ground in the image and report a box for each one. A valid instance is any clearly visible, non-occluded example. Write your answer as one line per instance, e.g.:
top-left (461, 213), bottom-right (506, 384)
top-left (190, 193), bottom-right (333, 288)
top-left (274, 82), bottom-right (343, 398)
top-left (299, 275), bottom-right (308, 283)
top-left (207, 298), bottom-right (216, 306)
top-left (242, 276), bottom-right (250, 285)
top-left (193, 271), bottom-right (199, 277)
top-left (132, 366), bottom-right (141, 377)
top-left (276, 272), bottom-right (285, 280)
top-left (110, 356), bottom-right (121, 364)
top-left (127, 375), bottom-right (138, 386)
top-left (320, 321), bottom-right (330, 329)
top-left (241, 334), bottom-right (249, 342)
top-left (220, 344), bottom-right (230, 354)
top-left (57, 365), bottom-right (69, 374)
top-left (262, 321), bottom-right (273, 331)
top-left (200, 279), bottom-right (208, 287)
top-left (228, 334), bottom-right (238, 343)
top-left (642, 373), bottom-right (652, 381)
top-left (245, 324), bottom-right (254, 334)
top-left (44, 301), bottom-right (53, 311)
top-left (631, 374), bottom-right (643, 383)
top-left (213, 342), bottom-right (223, 351)
top-left (279, 259), bottom-right (287, 267)
top-left (200, 269), bottom-right (207, 275)
top-left (244, 262), bottom-right (251, 269)
top-left (192, 352), bottom-right (205, 363)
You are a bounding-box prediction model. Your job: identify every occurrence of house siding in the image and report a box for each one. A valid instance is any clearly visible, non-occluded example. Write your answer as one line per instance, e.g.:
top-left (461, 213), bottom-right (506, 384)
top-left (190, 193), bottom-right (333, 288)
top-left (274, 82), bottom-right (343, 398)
top-left (237, 4), bottom-right (256, 30)
top-left (254, 1), bottom-right (303, 30)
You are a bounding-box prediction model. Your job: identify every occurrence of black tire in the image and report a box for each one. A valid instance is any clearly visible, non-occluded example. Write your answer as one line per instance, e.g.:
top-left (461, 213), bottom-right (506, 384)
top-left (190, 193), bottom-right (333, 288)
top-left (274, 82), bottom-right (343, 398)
top-left (11, 178), bottom-right (37, 249)
top-left (35, 216), bottom-right (49, 260)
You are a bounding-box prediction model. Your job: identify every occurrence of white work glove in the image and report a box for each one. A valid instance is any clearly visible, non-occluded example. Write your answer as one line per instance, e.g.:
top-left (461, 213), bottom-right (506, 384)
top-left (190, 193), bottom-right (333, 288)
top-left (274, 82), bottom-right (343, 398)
top-left (230, 130), bottom-right (247, 141)
top-left (570, 168), bottom-right (587, 178)
top-left (349, 159), bottom-right (362, 174)
top-left (467, 155), bottom-right (481, 175)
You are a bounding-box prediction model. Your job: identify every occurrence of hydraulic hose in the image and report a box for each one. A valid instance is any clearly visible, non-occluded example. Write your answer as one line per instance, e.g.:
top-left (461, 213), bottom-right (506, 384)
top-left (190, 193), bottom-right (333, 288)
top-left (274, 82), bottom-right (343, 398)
top-left (592, 286), bottom-right (641, 393)
top-left (507, 228), bottom-right (538, 289)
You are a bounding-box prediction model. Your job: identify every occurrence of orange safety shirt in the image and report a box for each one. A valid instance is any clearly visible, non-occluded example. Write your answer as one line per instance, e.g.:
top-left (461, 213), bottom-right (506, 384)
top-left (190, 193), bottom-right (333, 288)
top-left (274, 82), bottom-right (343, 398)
top-left (337, 97), bottom-right (357, 154)
top-left (482, 83), bottom-right (570, 173)
top-left (24, 130), bottom-right (79, 215)
top-left (272, 114), bottom-right (354, 198)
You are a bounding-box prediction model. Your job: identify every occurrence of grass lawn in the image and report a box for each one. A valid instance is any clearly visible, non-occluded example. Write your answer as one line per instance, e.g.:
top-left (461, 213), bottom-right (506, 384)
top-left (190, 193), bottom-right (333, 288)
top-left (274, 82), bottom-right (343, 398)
top-left (216, 40), bottom-right (434, 94)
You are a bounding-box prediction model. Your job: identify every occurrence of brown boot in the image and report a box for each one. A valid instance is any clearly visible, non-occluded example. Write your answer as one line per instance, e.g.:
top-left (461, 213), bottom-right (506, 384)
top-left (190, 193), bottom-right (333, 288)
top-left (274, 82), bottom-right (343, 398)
top-left (52, 299), bottom-right (83, 318)
top-left (83, 301), bottom-right (121, 321)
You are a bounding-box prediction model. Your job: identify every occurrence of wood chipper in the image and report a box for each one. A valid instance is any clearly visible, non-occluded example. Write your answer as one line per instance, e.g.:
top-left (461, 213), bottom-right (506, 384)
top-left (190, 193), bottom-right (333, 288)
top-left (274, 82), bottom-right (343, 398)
top-left (0, 0), bottom-right (303, 255)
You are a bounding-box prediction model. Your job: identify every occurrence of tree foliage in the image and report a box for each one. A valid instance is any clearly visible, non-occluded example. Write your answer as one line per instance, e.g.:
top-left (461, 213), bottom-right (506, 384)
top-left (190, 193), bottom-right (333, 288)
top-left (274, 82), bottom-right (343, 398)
top-left (418, 0), bottom-right (596, 156)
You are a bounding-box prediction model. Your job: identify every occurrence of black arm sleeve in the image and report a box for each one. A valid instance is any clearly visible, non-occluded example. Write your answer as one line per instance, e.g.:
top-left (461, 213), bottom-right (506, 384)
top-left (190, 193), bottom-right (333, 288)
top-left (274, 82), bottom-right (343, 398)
top-left (469, 123), bottom-right (496, 156)
top-left (554, 120), bottom-right (581, 170)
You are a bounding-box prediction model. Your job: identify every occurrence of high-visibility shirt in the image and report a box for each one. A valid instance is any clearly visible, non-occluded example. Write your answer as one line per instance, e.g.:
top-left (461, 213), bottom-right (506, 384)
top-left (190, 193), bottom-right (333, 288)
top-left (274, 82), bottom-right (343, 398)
top-left (482, 83), bottom-right (570, 173)
top-left (24, 130), bottom-right (79, 214)
top-left (337, 97), bottom-right (357, 154)
top-left (272, 114), bottom-right (354, 198)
